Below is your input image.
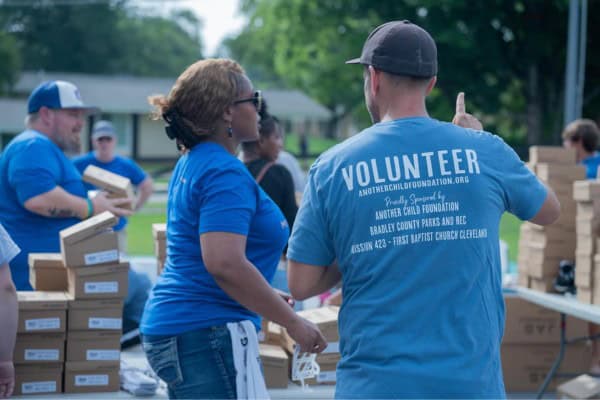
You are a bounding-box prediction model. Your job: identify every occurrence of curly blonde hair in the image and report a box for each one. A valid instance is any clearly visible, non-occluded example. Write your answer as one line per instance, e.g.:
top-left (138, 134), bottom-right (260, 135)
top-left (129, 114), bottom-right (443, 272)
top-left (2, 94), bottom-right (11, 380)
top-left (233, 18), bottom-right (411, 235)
top-left (149, 59), bottom-right (248, 137)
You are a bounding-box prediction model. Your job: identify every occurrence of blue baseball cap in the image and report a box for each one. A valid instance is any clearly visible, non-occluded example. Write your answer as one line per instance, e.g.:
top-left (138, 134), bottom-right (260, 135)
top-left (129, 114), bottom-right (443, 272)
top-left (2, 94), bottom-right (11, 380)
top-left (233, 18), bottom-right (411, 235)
top-left (91, 120), bottom-right (117, 140)
top-left (27, 80), bottom-right (95, 114)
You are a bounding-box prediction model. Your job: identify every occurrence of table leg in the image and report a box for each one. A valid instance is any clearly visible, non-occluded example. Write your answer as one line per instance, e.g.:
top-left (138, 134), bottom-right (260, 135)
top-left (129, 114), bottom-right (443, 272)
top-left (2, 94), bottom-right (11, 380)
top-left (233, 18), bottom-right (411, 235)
top-left (536, 313), bottom-right (566, 399)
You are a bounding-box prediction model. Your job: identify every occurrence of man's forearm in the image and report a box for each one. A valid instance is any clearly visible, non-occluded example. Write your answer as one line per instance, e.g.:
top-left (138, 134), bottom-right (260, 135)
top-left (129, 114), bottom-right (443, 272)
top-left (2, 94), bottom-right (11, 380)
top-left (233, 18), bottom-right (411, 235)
top-left (0, 275), bottom-right (17, 361)
top-left (24, 187), bottom-right (88, 219)
top-left (135, 178), bottom-right (153, 211)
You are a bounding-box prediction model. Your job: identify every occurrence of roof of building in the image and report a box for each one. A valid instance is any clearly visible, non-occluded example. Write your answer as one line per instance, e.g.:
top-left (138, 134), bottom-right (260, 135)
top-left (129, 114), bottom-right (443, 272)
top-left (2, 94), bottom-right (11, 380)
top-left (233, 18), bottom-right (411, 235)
top-left (4, 71), bottom-right (330, 122)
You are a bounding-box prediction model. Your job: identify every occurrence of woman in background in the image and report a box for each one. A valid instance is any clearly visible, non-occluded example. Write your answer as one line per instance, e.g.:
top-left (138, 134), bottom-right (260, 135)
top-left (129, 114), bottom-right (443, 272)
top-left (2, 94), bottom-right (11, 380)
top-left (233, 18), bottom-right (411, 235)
top-left (140, 59), bottom-right (326, 399)
top-left (241, 103), bottom-right (298, 234)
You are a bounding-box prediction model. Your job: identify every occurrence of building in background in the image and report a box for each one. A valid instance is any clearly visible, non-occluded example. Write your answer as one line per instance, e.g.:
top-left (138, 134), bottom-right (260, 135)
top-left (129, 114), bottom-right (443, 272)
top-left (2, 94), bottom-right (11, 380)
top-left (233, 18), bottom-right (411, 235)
top-left (0, 72), bottom-right (331, 161)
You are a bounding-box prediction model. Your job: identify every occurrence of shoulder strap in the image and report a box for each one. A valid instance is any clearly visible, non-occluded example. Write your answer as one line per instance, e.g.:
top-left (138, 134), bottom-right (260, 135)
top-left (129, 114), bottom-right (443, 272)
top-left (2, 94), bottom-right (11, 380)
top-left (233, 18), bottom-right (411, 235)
top-left (255, 161), bottom-right (275, 184)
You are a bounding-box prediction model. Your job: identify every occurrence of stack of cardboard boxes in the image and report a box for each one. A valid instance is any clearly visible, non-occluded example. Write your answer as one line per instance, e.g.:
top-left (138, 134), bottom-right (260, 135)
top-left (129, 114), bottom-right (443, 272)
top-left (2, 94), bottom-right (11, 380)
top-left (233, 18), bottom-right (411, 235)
top-left (61, 212), bottom-right (125, 394)
top-left (13, 291), bottom-right (68, 396)
top-left (573, 180), bottom-right (600, 303)
top-left (502, 294), bottom-right (591, 391)
top-left (17, 211), bottom-right (126, 395)
top-left (517, 146), bottom-right (585, 291)
top-left (152, 223), bottom-right (166, 275)
top-left (258, 306), bottom-right (340, 388)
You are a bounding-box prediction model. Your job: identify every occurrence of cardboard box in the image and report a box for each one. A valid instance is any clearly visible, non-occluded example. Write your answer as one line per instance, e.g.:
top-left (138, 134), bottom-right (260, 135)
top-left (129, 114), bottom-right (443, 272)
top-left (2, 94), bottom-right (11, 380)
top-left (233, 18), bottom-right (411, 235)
top-left (67, 331), bottom-right (121, 361)
top-left (28, 253), bottom-right (67, 291)
top-left (298, 306), bottom-right (339, 341)
top-left (578, 288), bottom-right (593, 304)
top-left (260, 344), bottom-right (289, 388)
top-left (527, 256), bottom-right (563, 279)
top-left (83, 165), bottom-right (134, 211)
top-left (574, 181), bottom-right (600, 202)
top-left (260, 321), bottom-right (284, 346)
top-left (152, 223), bottom-right (166, 240)
top-left (64, 361), bottom-right (120, 393)
top-left (528, 244), bottom-right (575, 263)
top-left (62, 230), bottom-right (119, 268)
top-left (60, 211), bottom-right (119, 267)
top-left (529, 146), bottom-right (576, 165)
top-left (576, 253), bottom-right (593, 288)
top-left (13, 333), bottom-right (65, 363)
top-left (67, 262), bottom-right (128, 299)
top-left (517, 273), bottom-right (530, 288)
top-left (529, 277), bottom-right (556, 293)
top-left (576, 218), bottom-right (600, 236)
top-left (501, 343), bottom-right (591, 392)
top-left (557, 374), bottom-right (600, 399)
top-left (68, 298), bottom-right (124, 331)
top-left (503, 295), bottom-right (587, 344)
top-left (577, 202), bottom-right (600, 220)
top-left (577, 234), bottom-right (597, 255)
top-left (154, 240), bottom-right (166, 259)
top-left (535, 163), bottom-right (586, 182)
top-left (17, 291), bottom-right (68, 333)
top-left (14, 363), bottom-right (63, 396)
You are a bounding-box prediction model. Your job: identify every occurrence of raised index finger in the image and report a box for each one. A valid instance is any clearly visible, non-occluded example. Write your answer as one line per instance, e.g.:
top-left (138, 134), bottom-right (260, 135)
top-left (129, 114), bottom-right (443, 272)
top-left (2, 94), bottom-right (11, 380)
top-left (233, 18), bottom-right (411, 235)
top-left (456, 92), bottom-right (465, 114)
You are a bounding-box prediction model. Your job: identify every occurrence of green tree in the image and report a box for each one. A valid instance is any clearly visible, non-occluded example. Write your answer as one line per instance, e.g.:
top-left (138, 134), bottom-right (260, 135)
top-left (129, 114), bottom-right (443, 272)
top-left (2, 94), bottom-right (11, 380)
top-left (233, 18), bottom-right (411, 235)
top-left (0, 31), bottom-right (20, 94)
top-left (228, 0), bottom-right (598, 145)
top-left (0, 0), bottom-right (202, 80)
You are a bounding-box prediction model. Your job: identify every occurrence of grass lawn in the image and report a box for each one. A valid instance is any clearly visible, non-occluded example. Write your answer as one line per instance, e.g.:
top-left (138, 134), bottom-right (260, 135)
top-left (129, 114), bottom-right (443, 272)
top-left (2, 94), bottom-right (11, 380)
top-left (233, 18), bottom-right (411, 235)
top-left (128, 202), bottom-right (524, 263)
top-left (500, 212), bottom-right (522, 263)
top-left (127, 203), bottom-right (166, 256)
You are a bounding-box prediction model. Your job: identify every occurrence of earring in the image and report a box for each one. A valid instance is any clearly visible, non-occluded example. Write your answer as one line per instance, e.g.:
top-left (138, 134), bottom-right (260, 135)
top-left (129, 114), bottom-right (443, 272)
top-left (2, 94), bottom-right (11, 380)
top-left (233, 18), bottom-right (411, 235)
top-left (228, 126), bottom-right (233, 138)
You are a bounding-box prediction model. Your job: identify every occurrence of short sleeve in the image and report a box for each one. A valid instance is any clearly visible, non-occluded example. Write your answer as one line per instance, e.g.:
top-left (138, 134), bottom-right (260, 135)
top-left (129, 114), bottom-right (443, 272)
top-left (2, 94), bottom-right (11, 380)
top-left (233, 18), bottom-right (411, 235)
top-left (0, 224), bottom-right (20, 265)
top-left (123, 158), bottom-right (147, 185)
top-left (8, 139), bottom-right (60, 204)
top-left (493, 136), bottom-right (547, 220)
top-left (198, 168), bottom-right (257, 236)
top-left (287, 161), bottom-right (336, 266)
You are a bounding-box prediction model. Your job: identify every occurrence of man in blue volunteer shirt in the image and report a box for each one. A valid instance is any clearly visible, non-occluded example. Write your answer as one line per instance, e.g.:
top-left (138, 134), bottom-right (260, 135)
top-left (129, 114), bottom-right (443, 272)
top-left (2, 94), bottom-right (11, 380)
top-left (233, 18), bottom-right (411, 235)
top-left (73, 120), bottom-right (154, 253)
top-left (287, 21), bottom-right (561, 398)
top-left (0, 80), bottom-right (131, 290)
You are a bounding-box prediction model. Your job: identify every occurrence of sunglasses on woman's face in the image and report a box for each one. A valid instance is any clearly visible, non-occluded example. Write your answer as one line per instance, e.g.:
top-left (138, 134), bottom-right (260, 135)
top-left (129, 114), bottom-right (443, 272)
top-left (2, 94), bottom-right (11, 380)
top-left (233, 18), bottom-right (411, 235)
top-left (233, 90), bottom-right (262, 113)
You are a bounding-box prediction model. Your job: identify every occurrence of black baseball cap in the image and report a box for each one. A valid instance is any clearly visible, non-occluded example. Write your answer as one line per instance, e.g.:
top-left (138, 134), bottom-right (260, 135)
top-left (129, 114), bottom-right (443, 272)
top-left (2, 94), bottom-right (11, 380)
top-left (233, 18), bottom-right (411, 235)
top-left (346, 20), bottom-right (438, 78)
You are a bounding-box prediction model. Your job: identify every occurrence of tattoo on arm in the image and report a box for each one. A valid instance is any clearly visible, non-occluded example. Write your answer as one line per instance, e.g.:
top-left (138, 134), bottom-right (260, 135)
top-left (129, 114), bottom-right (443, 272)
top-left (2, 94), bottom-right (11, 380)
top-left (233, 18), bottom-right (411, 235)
top-left (48, 207), bottom-right (78, 218)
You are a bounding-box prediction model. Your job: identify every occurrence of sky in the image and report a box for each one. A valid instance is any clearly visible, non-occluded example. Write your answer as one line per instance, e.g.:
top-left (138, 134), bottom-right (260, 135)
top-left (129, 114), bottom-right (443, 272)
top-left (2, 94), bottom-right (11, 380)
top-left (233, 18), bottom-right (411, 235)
top-left (137, 0), bottom-right (246, 56)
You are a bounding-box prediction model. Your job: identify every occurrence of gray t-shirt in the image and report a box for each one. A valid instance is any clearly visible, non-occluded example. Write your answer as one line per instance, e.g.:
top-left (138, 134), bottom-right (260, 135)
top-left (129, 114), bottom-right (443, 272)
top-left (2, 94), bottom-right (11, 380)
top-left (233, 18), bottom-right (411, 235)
top-left (0, 223), bottom-right (20, 265)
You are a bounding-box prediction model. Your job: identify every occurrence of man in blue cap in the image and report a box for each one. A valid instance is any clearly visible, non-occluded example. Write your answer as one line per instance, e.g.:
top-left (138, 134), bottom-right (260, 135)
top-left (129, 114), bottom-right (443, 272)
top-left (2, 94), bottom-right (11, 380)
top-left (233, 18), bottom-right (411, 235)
top-left (0, 80), bottom-right (132, 290)
top-left (73, 120), bottom-right (154, 253)
top-left (287, 20), bottom-right (561, 398)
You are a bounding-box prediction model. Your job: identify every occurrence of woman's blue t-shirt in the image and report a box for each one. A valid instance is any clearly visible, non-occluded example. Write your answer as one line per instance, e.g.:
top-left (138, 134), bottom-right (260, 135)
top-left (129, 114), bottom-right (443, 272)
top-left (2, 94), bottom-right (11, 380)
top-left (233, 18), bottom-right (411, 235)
top-left (141, 142), bottom-right (289, 335)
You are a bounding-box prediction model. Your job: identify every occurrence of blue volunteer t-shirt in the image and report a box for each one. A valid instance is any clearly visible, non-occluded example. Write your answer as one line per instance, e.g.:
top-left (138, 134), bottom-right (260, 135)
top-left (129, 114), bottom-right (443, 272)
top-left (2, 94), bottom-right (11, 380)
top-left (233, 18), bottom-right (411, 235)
top-left (72, 152), bottom-right (147, 231)
top-left (140, 142), bottom-right (289, 336)
top-left (0, 130), bottom-right (86, 290)
top-left (288, 117), bottom-right (547, 399)
top-left (581, 152), bottom-right (600, 179)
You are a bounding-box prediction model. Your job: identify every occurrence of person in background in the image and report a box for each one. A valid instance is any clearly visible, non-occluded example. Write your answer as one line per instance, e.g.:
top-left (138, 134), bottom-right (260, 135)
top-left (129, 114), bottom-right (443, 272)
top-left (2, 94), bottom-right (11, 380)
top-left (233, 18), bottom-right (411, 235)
top-left (286, 20), bottom-right (560, 398)
top-left (140, 59), bottom-right (325, 399)
top-left (0, 80), bottom-right (131, 291)
top-left (0, 224), bottom-right (19, 399)
top-left (562, 119), bottom-right (600, 178)
top-left (72, 120), bottom-right (154, 253)
top-left (241, 102), bottom-right (298, 234)
top-left (72, 120), bottom-right (154, 348)
top-left (562, 119), bottom-right (600, 374)
top-left (277, 149), bottom-right (306, 196)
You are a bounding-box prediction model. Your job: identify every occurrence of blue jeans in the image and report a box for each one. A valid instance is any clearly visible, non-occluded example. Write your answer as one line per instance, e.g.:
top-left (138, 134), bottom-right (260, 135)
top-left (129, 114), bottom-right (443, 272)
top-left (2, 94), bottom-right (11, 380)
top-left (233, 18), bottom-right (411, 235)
top-left (123, 268), bottom-right (152, 333)
top-left (142, 326), bottom-right (237, 399)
